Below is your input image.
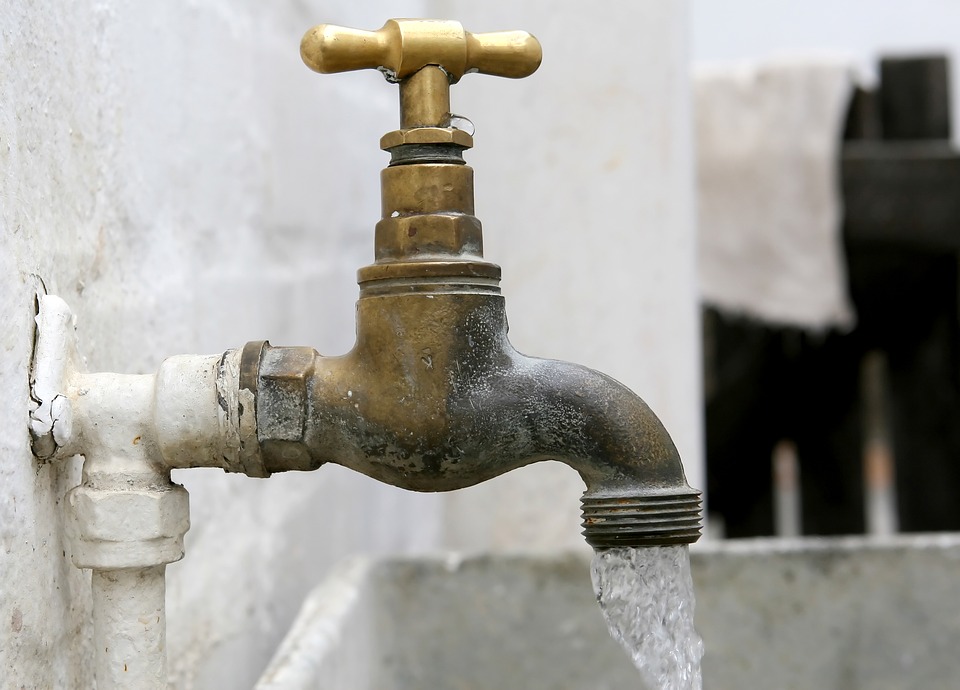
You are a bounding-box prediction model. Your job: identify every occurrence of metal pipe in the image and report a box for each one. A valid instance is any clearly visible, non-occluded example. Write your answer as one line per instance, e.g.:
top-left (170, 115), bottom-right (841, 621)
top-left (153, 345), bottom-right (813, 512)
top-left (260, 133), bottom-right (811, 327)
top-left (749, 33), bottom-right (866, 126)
top-left (64, 367), bottom-right (189, 690)
top-left (30, 302), bottom-right (191, 690)
top-left (92, 567), bottom-right (167, 687)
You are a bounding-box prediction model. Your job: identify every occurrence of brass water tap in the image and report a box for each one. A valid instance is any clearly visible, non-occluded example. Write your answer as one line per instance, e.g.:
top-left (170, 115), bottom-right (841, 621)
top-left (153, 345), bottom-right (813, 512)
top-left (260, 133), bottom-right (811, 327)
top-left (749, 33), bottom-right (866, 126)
top-left (229, 20), bottom-right (702, 548)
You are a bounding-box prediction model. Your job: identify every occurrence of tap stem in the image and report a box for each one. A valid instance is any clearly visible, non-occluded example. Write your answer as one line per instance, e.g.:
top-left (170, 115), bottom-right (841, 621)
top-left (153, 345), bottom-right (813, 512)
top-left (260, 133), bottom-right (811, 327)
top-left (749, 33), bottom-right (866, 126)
top-left (400, 66), bottom-right (451, 128)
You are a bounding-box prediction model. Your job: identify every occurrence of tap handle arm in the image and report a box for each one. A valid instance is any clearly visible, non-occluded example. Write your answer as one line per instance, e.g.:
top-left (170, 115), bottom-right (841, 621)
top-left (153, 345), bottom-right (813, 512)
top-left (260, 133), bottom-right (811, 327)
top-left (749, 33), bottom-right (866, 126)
top-left (300, 19), bottom-right (542, 83)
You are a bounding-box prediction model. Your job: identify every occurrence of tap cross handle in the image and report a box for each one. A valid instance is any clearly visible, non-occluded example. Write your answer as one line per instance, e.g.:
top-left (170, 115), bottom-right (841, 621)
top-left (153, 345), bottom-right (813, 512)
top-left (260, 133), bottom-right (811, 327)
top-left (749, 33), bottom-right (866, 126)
top-left (300, 19), bottom-right (541, 83)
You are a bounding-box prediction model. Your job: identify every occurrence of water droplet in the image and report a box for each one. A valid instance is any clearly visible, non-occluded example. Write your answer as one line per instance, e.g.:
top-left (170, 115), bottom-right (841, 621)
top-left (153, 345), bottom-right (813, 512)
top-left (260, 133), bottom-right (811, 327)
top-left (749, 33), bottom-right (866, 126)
top-left (447, 113), bottom-right (475, 136)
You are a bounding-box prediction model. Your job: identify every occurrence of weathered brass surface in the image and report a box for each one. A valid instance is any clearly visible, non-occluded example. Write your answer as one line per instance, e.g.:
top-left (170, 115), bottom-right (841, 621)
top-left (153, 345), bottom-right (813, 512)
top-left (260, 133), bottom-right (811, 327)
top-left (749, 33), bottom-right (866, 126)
top-left (375, 214), bottom-right (483, 263)
top-left (380, 163), bottom-right (474, 216)
top-left (301, 19), bottom-right (539, 265)
top-left (400, 66), bottom-right (451, 128)
top-left (248, 19), bottom-right (702, 548)
top-left (250, 295), bottom-right (702, 546)
top-left (299, 19), bottom-right (542, 82)
top-left (379, 127), bottom-right (473, 150)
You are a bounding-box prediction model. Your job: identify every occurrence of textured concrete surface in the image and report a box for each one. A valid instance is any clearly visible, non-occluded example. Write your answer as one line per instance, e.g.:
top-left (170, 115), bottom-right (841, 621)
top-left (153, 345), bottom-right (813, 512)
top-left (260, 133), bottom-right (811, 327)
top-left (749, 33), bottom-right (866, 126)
top-left (369, 555), bottom-right (643, 690)
top-left (259, 554), bottom-right (641, 690)
top-left (2, 2), bottom-right (699, 688)
top-left (262, 536), bottom-right (960, 690)
top-left (693, 535), bottom-right (960, 690)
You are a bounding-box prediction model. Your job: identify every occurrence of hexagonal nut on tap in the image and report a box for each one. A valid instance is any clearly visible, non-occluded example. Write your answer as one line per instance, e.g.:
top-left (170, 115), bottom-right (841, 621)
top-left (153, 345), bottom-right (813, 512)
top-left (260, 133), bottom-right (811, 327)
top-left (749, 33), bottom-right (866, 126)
top-left (67, 484), bottom-right (190, 570)
top-left (253, 345), bottom-right (318, 472)
top-left (380, 127), bottom-right (474, 151)
top-left (375, 214), bottom-right (483, 261)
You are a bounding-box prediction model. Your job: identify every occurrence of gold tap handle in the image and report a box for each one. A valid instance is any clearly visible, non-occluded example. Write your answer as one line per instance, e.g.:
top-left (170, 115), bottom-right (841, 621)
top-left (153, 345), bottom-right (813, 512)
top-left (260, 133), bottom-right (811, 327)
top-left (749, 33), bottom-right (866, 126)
top-left (300, 19), bottom-right (542, 83)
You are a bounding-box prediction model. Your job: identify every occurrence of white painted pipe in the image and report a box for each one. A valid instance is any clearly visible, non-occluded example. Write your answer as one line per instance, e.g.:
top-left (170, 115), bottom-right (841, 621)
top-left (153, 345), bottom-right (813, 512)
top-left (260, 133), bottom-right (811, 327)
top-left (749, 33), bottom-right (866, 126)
top-left (92, 567), bottom-right (167, 689)
top-left (64, 369), bottom-right (192, 690)
top-left (31, 296), bottom-right (249, 688)
top-left (33, 298), bottom-right (200, 690)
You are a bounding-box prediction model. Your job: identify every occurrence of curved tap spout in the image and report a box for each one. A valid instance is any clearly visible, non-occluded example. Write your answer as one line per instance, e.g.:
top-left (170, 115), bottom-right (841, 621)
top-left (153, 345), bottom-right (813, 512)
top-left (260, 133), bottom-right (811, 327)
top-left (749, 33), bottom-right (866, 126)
top-left (246, 289), bottom-right (701, 549)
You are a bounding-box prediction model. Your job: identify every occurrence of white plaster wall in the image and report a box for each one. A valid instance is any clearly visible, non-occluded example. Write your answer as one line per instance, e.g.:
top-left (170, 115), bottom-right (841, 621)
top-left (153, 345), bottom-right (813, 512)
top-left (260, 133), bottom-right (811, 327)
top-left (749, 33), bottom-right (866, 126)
top-left (1, 2), bottom-right (442, 688)
top-left (1, 1), bottom-right (699, 688)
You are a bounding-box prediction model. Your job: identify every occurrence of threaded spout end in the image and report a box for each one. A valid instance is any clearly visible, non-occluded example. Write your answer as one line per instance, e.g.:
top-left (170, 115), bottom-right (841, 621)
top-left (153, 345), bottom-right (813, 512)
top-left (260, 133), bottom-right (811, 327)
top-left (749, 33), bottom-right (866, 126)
top-left (581, 490), bottom-right (702, 549)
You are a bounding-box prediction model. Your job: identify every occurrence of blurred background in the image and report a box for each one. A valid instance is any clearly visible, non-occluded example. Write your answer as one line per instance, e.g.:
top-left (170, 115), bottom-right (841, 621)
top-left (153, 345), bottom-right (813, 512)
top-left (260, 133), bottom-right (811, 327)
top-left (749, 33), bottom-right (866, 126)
top-left (2, 1), bottom-right (959, 687)
top-left (693, 0), bottom-right (960, 538)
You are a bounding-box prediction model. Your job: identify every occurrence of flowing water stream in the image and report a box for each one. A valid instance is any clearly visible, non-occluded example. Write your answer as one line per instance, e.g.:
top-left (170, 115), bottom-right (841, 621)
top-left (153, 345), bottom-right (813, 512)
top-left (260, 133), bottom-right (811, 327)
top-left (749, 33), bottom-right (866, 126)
top-left (591, 545), bottom-right (703, 689)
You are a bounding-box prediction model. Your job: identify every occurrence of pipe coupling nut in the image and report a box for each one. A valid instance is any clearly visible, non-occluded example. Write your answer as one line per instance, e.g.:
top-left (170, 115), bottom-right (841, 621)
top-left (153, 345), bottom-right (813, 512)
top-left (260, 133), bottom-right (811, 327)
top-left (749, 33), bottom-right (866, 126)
top-left (67, 484), bottom-right (190, 570)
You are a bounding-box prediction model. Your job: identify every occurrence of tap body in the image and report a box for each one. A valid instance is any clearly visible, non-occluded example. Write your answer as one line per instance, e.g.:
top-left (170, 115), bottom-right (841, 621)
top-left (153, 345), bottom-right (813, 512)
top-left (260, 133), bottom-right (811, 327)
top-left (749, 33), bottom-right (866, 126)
top-left (173, 28), bottom-right (700, 550)
top-left (230, 30), bottom-right (704, 548)
top-left (245, 280), bottom-right (700, 548)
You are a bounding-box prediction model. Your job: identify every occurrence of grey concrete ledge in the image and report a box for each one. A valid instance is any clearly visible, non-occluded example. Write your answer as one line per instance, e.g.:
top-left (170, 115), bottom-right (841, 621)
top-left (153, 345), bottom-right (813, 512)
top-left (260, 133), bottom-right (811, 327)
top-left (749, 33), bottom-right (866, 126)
top-left (260, 535), bottom-right (960, 690)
